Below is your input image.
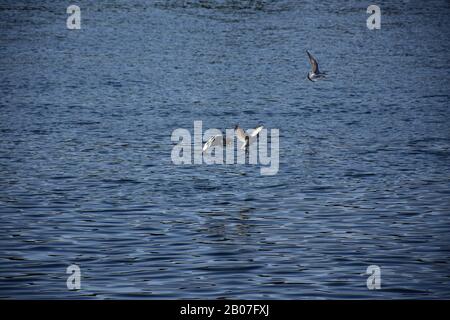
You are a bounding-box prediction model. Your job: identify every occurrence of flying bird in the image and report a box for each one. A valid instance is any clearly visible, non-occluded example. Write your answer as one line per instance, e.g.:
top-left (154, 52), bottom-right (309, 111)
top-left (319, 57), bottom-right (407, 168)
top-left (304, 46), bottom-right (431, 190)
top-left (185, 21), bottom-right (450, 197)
top-left (306, 50), bottom-right (326, 82)
top-left (235, 124), bottom-right (264, 152)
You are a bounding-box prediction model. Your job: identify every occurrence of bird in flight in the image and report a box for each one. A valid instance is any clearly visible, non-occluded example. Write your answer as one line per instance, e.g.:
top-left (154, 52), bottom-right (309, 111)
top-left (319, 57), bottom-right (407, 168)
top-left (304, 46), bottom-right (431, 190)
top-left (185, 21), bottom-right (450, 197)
top-left (306, 50), bottom-right (326, 82)
top-left (235, 124), bottom-right (264, 153)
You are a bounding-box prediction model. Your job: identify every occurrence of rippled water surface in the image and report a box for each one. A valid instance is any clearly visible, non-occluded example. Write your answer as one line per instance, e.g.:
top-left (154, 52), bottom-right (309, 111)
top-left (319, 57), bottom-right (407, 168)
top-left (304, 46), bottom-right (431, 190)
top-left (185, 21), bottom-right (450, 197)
top-left (1, 0), bottom-right (450, 299)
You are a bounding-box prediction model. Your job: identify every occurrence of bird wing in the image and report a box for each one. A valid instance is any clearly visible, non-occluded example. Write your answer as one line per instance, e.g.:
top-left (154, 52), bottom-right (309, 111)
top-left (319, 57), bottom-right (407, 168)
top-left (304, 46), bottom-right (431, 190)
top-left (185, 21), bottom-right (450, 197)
top-left (203, 135), bottom-right (220, 152)
top-left (306, 50), bottom-right (319, 74)
top-left (235, 126), bottom-right (247, 142)
top-left (249, 125), bottom-right (263, 137)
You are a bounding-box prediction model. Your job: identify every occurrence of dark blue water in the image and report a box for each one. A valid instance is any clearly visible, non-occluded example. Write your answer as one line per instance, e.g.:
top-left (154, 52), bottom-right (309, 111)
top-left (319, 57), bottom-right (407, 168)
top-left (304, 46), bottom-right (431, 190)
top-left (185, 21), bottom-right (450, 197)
top-left (1, 0), bottom-right (450, 299)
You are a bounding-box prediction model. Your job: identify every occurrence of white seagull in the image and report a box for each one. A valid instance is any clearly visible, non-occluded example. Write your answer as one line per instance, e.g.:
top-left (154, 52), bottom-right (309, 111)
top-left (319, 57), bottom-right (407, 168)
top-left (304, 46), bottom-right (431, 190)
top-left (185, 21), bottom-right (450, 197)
top-left (306, 50), bottom-right (326, 82)
top-left (202, 134), bottom-right (232, 153)
top-left (235, 124), bottom-right (264, 152)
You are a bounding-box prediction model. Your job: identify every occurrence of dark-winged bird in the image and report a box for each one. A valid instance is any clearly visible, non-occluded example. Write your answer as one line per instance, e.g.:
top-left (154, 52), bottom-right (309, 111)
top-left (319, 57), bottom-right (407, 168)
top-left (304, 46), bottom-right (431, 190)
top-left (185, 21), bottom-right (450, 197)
top-left (306, 50), bottom-right (326, 82)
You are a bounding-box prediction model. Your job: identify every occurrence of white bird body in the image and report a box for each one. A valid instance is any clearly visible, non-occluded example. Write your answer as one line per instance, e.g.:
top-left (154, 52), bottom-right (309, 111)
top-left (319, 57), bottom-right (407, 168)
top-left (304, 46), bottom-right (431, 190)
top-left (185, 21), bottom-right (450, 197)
top-left (203, 125), bottom-right (264, 154)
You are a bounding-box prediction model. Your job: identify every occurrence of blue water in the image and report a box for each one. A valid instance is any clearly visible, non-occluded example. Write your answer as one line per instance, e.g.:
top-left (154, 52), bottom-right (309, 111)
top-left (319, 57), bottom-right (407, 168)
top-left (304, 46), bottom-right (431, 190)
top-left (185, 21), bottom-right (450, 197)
top-left (1, 0), bottom-right (449, 299)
